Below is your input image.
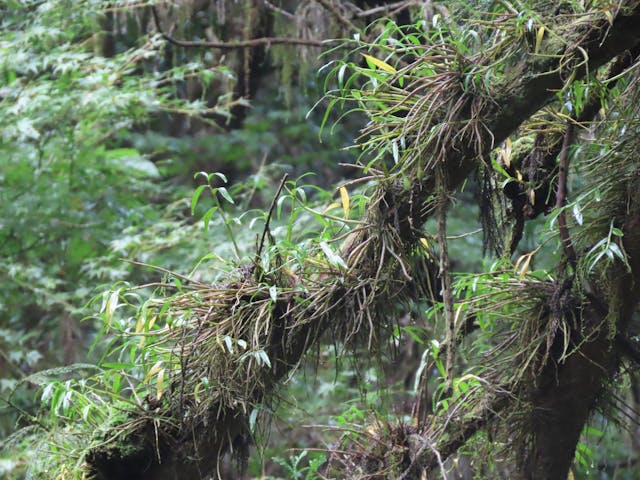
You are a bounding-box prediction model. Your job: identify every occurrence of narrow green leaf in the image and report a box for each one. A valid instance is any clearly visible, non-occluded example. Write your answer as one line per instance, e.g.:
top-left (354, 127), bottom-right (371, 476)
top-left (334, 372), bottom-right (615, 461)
top-left (223, 336), bottom-right (234, 353)
top-left (217, 186), bottom-right (234, 204)
top-left (258, 350), bottom-right (271, 368)
top-left (203, 206), bottom-right (218, 232)
top-left (212, 172), bottom-right (228, 183)
top-left (320, 241), bottom-right (347, 269)
top-left (249, 408), bottom-right (259, 433)
top-left (101, 362), bottom-right (132, 369)
top-left (191, 184), bottom-right (208, 215)
top-left (572, 203), bottom-right (583, 225)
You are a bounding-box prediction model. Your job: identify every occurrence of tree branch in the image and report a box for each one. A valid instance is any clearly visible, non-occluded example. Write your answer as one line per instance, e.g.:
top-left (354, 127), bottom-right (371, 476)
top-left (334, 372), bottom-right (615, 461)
top-left (355, 1), bottom-right (420, 18)
top-left (556, 45), bottom-right (640, 271)
top-left (505, 44), bottom-right (640, 257)
top-left (256, 174), bottom-right (288, 261)
top-left (88, 6), bottom-right (640, 479)
top-left (151, 5), bottom-right (328, 49)
top-left (437, 169), bottom-right (456, 394)
top-left (263, 0), bottom-right (295, 19)
top-left (556, 121), bottom-right (578, 269)
top-left (315, 0), bottom-right (361, 34)
top-left (400, 395), bottom-right (510, 478)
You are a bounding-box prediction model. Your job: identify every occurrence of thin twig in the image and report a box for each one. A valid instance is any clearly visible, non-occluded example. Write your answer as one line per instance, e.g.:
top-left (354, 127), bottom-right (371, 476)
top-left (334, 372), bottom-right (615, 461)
top-left (355, 0), bottom-right (419, 18)
top-left (437, 168), bottom-right (455, 394)
top-left (151, 5), bottom-right (327, 49)
top-left (399, 437), bottom-right (447, 480)
top-left (263, 0), bottom-right (295, 19)
top-left (447, 228), bottom-right (482, 240)
top-left (122, 258), bottom-right (202, 285)
top-left (256, 174), bottom-right (289, 260)
top-left (556, 121), bottom-right (577, 269)
top-left (0, 395), bottom-right (48, 429)
top-left (315, 0), bottom-right (360, 34)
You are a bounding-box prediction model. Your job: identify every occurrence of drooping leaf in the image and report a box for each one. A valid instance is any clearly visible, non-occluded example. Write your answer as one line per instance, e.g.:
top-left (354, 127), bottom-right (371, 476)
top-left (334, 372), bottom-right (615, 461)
top-left (361, 53), bottom-right (397, 74)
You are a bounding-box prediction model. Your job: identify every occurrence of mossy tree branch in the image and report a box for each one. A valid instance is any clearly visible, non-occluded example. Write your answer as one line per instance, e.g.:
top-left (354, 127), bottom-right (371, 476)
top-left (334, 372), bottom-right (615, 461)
top-left (88, 4), bottom-right (640, 479)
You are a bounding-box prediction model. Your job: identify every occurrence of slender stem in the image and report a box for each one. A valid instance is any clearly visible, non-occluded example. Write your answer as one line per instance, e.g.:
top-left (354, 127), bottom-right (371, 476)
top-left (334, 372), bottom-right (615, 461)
top-left (257, 174), bottom-right (289, 261)
top-left (437, 169), bottom-right (455, 393)
top-left (214, 194), bottom-right (242, 260)
top-left (556, 121), bottom-right (577, 269)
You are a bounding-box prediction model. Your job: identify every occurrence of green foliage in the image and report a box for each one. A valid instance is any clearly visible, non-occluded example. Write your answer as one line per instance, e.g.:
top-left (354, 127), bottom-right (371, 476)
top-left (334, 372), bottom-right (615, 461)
top-left (0, 0), bottom-right (238, 454)
top-left (271, 451), bottom-right (326, 480)
top-left (2, 1), bottom-right (640, 479)
top-left (0, 161), bottom-right (366, 476)
top-left (0, 0), bottom-right (364, 477)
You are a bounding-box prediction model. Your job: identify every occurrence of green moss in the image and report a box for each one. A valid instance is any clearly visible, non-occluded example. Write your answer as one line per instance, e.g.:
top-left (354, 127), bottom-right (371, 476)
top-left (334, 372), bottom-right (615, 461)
top-left (510, 135), bottom-right (535, 168)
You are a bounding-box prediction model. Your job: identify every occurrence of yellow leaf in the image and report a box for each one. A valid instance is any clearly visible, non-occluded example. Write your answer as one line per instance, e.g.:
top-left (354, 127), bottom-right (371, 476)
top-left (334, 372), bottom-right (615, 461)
top-left (420, 238), bottom-right (429, 249)
top-left (454, 305), bottom-right (463, 325)
top-left (104, 289), bottom-right (120, 325)
top-left (144, 360), bottom-right (163, 383)
top-left (514, 252), bottom-right (527, 272)
top-left (502, 137), bottom-right (512, 168)
top-left (516, 170), bottom-right (523, 182)
top-left (361, 53), bottom-right (397, 73)
top-left (156, 368), bottom-right (165, 400)
top-left (535, 26), bottom-right (545, 54)
top-left (365, 423), bottom-right (381, 436)
top-left (147, 314), bottom-right (157, 331)
top-left (194, 382), bottom-right (202, 404)
top-left (323, 202), bottom-right (341, 214)
top-left (339, 186), bottom-right (350, 219)
top-left (515, 250), bottom-right (539, 279)
top-left (518, 254), bottom-right (532, 279)
top-left (55, 465), bottom-right (70, 480)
